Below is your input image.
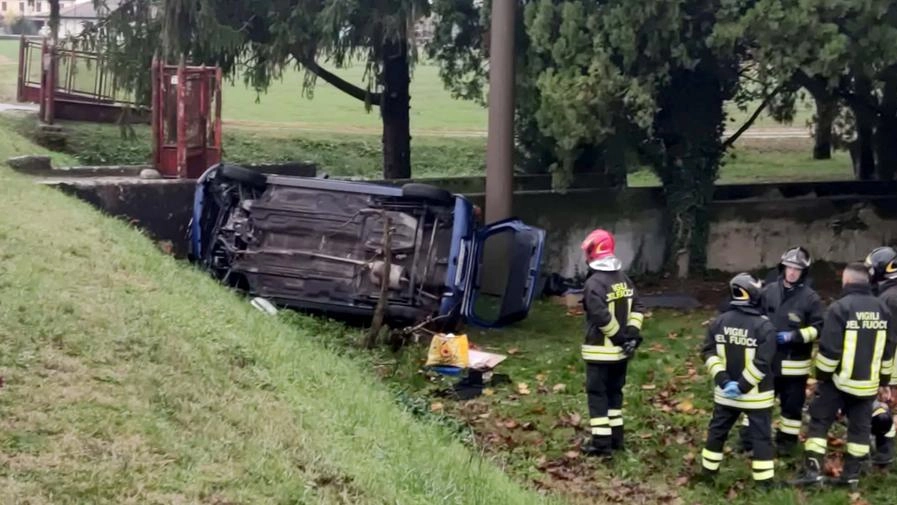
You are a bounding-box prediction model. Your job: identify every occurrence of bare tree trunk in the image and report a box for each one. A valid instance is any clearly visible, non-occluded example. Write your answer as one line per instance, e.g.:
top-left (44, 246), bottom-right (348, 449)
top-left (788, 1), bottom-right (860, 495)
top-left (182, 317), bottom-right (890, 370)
top-left (813, 94), bottom-right (835, 160)
top-left (365, 215), bottom-right (392, 349)
top-left (852, 75), bottom-right (877, 180)
top-left (875, 75), bottom-right (897, 181)
top-left (381, 36), bottom-right (412, 180)
top-left (48, 0), bottom-right (60, 42)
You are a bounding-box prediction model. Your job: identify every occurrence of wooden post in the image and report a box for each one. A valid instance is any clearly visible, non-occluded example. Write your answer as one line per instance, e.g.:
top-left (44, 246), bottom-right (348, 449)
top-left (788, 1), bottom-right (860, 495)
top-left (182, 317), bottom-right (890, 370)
top-left (176, 55), bottom-right (187, 178)
top-left (485, 0), bottom-right (516, 224)
top-left (151, 56), bottom-right (160, 171)
top-left (46, 41), bottom-right (57, 124)
top-left (214, 67), bottom-right (222, 151)
top-left (17, 35), bottom-right (26, 103)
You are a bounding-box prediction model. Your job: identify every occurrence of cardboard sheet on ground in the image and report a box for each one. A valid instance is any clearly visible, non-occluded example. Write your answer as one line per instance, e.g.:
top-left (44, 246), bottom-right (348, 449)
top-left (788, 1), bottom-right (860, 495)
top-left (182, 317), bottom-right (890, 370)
top-left (467, 350), bottom-right (507, 371)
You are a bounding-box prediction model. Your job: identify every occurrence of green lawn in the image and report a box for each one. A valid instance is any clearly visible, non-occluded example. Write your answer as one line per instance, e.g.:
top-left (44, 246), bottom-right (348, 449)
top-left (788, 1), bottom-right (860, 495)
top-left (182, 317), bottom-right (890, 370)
top-left (0, 38), bottom-right (814, 134)
top-left (0, 118), bottom-right (554, 504)
top-left (4, 113), bottom-right (852, 185)
top-left (370, 300), bottom-right (897, 505)
top-left (628, 147), bottom-right (853, 187)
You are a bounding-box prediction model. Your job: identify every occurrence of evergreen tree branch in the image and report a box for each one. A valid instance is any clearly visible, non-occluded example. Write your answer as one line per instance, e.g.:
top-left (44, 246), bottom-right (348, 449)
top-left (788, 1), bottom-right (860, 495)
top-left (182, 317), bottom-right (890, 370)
top-left (722, 84), bottom-right (783, 148)
top-left (297, 57), bottom-right (382, 105)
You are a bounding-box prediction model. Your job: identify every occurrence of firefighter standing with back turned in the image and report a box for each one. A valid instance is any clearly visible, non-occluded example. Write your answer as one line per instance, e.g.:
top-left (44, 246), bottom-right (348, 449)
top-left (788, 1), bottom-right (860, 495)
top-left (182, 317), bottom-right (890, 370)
top-left (740, 247), bottom-right (824, 456)
top-left (865, 246), bottom-right (897, 467)
top-left (578, 229), bottom-right (645, 459)
top-left (700, 273), bottom-right (779, 488)
top-left (792, 263), bottom-right (896, 488)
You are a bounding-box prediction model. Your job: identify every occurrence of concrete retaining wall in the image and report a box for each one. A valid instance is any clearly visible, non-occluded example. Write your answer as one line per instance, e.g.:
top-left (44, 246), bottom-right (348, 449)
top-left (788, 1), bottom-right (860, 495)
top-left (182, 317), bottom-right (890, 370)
top-left (41, 174), bottom-right (897, 277)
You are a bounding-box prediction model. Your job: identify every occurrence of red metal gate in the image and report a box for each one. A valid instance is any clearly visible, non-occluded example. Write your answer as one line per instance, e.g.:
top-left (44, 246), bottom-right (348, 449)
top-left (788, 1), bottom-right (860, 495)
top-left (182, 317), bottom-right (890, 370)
top-left (151, 58), bottom-right (223, 178)
top-left (17, 36), bottom-right (149, 124)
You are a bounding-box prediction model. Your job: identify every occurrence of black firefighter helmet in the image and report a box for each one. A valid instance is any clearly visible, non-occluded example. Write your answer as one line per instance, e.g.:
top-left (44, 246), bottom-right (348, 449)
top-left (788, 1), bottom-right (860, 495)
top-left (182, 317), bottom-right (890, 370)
top-left (865, 246), bottom-right (897, 284)
top-left (730, 272), bottom-right (762, 307)
top-left (779, 246), bottom-right (812, 282)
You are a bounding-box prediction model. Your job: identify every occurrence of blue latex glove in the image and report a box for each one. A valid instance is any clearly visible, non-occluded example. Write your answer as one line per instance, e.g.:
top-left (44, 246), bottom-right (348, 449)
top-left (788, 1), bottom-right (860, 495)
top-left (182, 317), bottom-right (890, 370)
top-left (722, 381), bottom-right (742, 399)
top-left (777, 330), bottom-right (797, 344)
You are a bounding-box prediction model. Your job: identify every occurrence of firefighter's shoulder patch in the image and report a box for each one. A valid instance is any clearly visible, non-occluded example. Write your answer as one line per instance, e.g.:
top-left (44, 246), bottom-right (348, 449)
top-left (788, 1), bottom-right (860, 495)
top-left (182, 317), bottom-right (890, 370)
top-left (788, 312), bottom-right (801, 323)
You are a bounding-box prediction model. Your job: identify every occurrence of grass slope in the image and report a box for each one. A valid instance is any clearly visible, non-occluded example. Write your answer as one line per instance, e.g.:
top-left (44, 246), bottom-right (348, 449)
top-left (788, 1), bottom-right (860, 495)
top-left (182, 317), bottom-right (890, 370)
top-left (0, 126), bottom-right (553, 504)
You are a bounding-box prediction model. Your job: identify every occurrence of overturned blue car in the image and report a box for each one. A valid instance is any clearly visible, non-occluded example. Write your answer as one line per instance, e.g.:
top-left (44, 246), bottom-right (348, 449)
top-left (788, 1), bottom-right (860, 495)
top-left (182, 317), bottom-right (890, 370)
top-left (188, 163), bottom-right (546, 329)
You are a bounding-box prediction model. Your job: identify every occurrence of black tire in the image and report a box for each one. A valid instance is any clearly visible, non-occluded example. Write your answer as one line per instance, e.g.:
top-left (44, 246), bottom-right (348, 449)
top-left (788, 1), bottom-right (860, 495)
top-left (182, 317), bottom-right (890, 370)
top-left (401, 183), bottom-right (454, 205)
top-left (218, 164), bottom-right (268, 188)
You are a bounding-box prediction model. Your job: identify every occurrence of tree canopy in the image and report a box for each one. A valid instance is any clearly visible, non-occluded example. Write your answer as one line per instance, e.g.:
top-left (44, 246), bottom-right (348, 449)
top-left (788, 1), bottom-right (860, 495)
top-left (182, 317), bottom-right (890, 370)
top-left (82, 0), bottom-right (429, 178)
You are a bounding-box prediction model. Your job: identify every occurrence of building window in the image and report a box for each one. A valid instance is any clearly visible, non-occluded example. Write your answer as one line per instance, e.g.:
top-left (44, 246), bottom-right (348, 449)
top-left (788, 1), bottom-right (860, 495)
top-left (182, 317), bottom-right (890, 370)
top-left (19, 2), bottom-right (24, 13)
top-left (36, 2), bottom-right (41, 12)
top-left (1, 2), bottom-right (7, 12)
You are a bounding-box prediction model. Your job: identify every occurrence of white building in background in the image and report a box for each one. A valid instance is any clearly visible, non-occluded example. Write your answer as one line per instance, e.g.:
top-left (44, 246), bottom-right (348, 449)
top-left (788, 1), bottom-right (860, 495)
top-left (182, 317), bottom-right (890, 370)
top-left (1, 0), bottom-right (122, 38)
top-left (0, 1), bottom-right (77, 17)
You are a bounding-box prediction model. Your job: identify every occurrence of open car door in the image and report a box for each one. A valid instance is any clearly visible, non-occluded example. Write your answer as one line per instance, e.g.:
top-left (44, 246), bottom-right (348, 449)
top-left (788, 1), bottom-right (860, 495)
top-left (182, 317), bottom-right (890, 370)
top-left (462, 219), bottom-right (546, 328)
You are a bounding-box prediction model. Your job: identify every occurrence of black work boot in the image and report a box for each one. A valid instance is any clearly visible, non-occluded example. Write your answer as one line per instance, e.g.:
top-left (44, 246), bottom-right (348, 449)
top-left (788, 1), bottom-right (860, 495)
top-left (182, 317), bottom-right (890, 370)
top-left (611, 426), bottom-right (624, 451)
top-left (581, 435), bottom-right (613, 459)
top-left (775, 431), bottom-right (800, 458)
top-left (790, 454), bottom-right (824, 487)
top-left (755, 478), bottom-right (785, 490)
top-left (697, 467), bottom-right (718, 485)
top-left (872, 436), bottom-right (895, 468)
top-left (830, 455), bottom-right (862, 489)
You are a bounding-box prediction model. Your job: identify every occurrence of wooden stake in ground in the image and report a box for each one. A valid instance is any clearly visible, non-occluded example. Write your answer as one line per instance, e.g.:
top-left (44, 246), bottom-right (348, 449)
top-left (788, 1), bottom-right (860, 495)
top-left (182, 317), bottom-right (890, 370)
top-left (366, 214), bottom-right (392, 349)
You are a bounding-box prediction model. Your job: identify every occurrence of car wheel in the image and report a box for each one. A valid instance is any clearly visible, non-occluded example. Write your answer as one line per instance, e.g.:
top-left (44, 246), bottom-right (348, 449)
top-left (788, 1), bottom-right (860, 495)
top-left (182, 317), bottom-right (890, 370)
top-left (218, 164), bottom-right (268, 189)
top-left (401, 183), bottom-right (454, 206)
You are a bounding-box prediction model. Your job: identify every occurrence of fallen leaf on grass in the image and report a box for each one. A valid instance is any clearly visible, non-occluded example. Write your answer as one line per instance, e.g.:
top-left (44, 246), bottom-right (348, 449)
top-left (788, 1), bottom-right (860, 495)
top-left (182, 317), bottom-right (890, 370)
top-left (727, 487), bottom-right (738, 500)
top-left (650, 343), bottom-right (667, 352)
top-left (850, 492), bottom-right (870, 505)
top-left (522, 422), bottom-right (535, 431)
top-left (675, 476), bottom-right (689, 486)
top-left (667, 331), bottom-right (679, 340)
top-left (639, 432), bottom-right (653, 439)
top-left (566, 307), bottom-right (585, 317)
top-left (565, 450), bottom-right (580, 459)
top-left (517, 383), bottom-right (531, 395)
top-left (430, 402), bottom-right (444, 413)
top-left (676, 399), bottom-right (695, 414)
top-left (536, 373), bottom-right (547, 383)
top-left (552, 383), bottom-right (567, 393)
top-left (483, 388), bottom-right (494, 396)
top-left (683, 452), bottom-right (696, 464)
top-left (503, 419), bottom-right (520, 430)
top-left (642, 384), bottom-right (657, 391)
top-left (829, 437), bottom-right (845, 448)
top-left (508, 347), bottom-right (520, 355)
top-left (558, 412), bottom-right (582, 428)
top-left (824, 455), bottom-right (843, 477)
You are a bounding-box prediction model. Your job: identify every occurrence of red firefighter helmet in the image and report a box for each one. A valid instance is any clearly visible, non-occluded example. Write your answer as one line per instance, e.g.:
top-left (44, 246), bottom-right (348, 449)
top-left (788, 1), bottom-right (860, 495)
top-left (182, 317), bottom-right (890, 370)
top-left (581, 229), bottom-right (615, 263)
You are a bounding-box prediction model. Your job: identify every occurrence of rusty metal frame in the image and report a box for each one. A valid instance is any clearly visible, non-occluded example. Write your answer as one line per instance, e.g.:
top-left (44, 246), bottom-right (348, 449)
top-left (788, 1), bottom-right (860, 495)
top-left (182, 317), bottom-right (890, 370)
top-left (152, 56), bottom-right (223, 179)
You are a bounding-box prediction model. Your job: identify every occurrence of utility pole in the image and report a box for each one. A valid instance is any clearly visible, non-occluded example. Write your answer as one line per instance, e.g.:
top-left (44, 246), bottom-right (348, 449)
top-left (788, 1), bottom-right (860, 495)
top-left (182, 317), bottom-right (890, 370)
top-left (485, 0), bottom-right (515, 224)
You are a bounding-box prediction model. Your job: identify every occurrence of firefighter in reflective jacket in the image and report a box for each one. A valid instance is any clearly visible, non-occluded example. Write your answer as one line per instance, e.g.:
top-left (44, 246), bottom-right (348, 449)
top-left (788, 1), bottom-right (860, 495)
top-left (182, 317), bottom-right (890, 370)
top-left (792, 263), bottom-right (896, 488)
top-left (865, 246), bottom-right (897, 466)
top-left (700, 273), bottom-right (779, 487)
top-left (579, 229), bottom-right (645, 458)
top-left (740, 247), bottom-right (824, 455)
